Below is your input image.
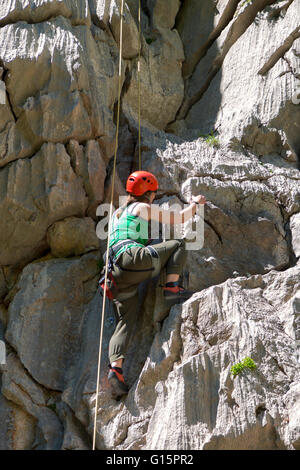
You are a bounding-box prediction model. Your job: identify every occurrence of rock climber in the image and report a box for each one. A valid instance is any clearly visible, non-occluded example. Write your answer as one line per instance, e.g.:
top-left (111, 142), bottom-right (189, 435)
top-left (103, 170), bottom-right (206, 398)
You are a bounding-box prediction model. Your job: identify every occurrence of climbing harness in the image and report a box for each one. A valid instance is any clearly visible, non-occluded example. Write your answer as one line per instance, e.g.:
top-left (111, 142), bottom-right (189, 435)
top-left (99, 271), bottom-right (118, 300)
top-left (98, 201), bottom-right (161, 301)
top-left (92, 0), bottom-right (143, 450)
top-left (98, 239), bottom-right (142, 300)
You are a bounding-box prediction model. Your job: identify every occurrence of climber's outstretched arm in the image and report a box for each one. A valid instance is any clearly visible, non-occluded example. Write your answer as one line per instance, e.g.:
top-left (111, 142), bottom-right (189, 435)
top-left (135, 195), bottom-right (206, 224)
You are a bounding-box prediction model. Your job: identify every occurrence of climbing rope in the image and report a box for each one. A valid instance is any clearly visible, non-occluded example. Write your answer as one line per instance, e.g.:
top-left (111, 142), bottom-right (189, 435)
top-left (138, 0), bottom-right (142, 170)
top-left (92, 0), bottom-right (143, 449)
top-left (92, 0), bottom-right (125, 451)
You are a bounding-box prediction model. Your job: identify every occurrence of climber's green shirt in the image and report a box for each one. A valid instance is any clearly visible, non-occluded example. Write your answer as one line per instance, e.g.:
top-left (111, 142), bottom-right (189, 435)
top-left (109, 203), bottom-right (149, 259)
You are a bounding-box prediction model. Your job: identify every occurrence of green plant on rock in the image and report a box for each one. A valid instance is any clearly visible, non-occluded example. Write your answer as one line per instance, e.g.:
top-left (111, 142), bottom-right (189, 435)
top-left (230, 357), bottom-right (257, 377)
top-left (199, 131), bottom-right (220, 148)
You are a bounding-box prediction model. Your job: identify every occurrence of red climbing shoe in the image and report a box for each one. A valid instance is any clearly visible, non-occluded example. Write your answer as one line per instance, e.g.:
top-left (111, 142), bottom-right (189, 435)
top-left (108, 366), bottom-right (129, 399)
top-left (163, 281), bottom-right (195, 305)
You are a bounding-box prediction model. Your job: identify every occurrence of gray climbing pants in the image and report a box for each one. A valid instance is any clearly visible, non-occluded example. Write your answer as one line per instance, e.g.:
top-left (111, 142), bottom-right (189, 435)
top-left (108, 238), bottom-right (187, 363)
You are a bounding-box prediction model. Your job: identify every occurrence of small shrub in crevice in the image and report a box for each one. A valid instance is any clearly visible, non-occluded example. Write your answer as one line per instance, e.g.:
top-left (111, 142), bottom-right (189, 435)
top-left (199, 131), bottom-right (220, 148)
top-left (230, 357), bottom-right (257, 377)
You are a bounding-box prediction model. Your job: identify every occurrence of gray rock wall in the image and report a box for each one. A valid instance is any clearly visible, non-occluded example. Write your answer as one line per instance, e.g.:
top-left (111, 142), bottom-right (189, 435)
top-left (0, 0), bottom-right (299, 450)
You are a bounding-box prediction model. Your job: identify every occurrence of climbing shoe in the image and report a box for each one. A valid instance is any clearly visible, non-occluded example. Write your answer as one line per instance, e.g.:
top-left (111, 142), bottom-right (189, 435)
top-left (108, 366), bottom-right (129, 399)
top-left (163, 281), bottom-right (195, 305)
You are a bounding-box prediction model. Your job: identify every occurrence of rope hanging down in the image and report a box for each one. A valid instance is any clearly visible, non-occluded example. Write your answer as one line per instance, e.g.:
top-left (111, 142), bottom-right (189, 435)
top-left (138, 0), bottom-right (142, 171)
top-left (92, 0), bottom-right (124, 451)
top-left (92, 0), bottom-right (142, 450)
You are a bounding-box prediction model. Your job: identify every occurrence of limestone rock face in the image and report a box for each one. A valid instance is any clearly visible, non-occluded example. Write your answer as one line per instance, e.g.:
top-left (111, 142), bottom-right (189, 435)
top-left (110, 1), bottom-right (140, 59)
top-left (0, 0), bottom-right (91, 26)
top-left (90, 262), bottom-right (300, 450)
top-left (0, 143), bottom-right (88, 267)
top-left (66, 139), bottom-right (107, 218)
top-left (176, 0), bottom-right (300, 163)
top-left (0, 13), bottom-right (118, 167)
top-left (5, 253), bottom-right (100, 392)
top-left (47, 216), bottom-right (100, 257)
top-left (122, 0), bottom-right (184, 130)
top-left (0, 0), bottom-right (299, 451)
top-left (290, 213), bottom-right (300, 258)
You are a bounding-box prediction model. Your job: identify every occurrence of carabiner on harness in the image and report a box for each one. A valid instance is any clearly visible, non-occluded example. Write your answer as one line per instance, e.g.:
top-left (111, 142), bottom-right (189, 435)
top-left (98, 244), bottom-right (118, 300)
top-left (99, 270), bottom-right (118, 300)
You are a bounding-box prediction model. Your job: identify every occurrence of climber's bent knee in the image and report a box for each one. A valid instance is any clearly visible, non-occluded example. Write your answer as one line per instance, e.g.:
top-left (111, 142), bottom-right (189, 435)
top-left (109, 353), bottom-right (125, 364)
top-left (145, 245), bottom-right (161, 278)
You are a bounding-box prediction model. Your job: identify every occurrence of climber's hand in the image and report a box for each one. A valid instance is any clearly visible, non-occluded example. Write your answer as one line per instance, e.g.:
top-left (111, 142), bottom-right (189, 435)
top-left (190, 195), bottom-right (206, 205)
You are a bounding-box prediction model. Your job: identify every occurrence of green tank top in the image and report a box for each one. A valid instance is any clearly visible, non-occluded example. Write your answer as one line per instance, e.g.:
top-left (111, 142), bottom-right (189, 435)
top-left (109, 202), bottom-right (149, 259)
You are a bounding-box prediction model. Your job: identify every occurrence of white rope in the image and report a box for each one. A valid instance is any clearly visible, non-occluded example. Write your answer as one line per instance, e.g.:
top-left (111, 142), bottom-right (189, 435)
top-left (138, 0), bottom-right (142, 170)
top-left (92, 0), bottom-right (124, 451)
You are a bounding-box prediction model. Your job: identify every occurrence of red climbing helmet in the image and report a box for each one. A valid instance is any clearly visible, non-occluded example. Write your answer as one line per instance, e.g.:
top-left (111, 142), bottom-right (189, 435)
top-left (126, 171), bottom-right (159, 196)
